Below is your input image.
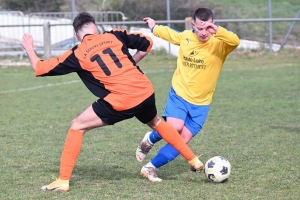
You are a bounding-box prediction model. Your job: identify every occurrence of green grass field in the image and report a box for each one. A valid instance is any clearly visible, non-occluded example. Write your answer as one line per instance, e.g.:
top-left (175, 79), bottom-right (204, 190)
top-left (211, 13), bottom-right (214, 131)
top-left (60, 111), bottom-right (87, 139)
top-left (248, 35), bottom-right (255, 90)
top-left (1, 52), bottom-right (300, 200)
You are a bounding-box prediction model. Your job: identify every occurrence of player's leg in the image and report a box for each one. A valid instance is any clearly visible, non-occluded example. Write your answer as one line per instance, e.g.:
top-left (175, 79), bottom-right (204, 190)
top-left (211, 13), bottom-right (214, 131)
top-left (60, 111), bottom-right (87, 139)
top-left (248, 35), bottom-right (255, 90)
top-left (142, 105), bottom-right (210, 181)
top-left (150, 117), bottom-right (185, 142)
top-left (135, 117), bottom-right (185, 162)
top-left (153, 120), bottom-right (193, 164)
top-left (145, 116), bottom-right (203, 175)
top-left (136, 87), bottom-right (187, 162)
top-left (59, 104), bottom-right (107, 178)
top-left (141, 124), bottom-right (193, 182)
top-left (41, 104), bottom-right (106, 192)
top-left (134, 94), bottom-right (203, 171)
top-left (143, 115), bottom-right (200, 174)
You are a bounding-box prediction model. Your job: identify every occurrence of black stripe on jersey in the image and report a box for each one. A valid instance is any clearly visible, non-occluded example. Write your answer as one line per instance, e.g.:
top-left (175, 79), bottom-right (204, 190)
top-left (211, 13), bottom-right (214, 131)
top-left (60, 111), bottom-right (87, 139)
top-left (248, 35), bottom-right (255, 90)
top-left (40, 46), bottom-right (81, 76)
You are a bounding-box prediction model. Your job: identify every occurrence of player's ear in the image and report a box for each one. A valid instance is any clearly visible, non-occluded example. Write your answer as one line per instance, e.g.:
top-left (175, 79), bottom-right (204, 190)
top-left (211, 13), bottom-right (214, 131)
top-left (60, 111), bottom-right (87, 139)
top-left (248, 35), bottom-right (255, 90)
top-left (93, 24), bottom-right (98, 34)
top-left (74, 34), bottom-right (80, 42)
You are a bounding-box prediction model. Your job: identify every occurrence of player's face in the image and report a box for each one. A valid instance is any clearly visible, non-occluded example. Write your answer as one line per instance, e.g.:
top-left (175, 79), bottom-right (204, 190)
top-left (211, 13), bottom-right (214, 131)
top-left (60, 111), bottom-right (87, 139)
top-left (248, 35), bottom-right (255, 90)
top-left (192, 18), bottom-right (213, 42)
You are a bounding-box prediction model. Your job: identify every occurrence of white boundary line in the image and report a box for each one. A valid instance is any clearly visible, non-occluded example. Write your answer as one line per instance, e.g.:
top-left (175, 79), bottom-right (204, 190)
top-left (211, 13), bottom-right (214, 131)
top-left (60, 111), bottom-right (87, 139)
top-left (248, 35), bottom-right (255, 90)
top-left (0, 80), bottom-right (81, 94)
top-left (0, 69), bottom-right (174, 94)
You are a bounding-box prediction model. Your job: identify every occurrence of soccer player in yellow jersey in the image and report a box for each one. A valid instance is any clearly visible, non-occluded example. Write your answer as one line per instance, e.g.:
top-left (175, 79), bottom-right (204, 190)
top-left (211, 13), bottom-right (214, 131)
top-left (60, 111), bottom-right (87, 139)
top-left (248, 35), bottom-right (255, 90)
top-left (136, 7), bottom-right (240, 182)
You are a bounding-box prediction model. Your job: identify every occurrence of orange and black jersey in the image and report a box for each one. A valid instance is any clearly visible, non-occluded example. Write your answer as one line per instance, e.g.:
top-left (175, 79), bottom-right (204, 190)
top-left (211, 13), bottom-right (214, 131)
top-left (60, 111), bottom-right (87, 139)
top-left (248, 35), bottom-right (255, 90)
top-left (35, 29), bottom-right (154, 111)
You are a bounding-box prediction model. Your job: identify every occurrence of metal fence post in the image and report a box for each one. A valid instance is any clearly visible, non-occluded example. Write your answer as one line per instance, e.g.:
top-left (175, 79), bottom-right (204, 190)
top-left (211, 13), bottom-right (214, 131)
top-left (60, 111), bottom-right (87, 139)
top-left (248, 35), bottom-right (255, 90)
top-left (280, 8), bottom-right (300, 50)
top-left (268, 0), bottom-right (273, 53)
top-left (43, 21), bottom-right (51, 59)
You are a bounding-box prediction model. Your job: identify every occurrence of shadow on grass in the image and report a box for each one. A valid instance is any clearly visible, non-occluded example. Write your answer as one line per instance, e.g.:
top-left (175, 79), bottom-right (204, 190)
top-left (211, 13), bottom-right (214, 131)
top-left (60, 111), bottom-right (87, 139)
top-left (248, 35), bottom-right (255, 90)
top-left (39, 151), bottom-right (208, 184)
top-left (70, 160), bottom-right (208, 184)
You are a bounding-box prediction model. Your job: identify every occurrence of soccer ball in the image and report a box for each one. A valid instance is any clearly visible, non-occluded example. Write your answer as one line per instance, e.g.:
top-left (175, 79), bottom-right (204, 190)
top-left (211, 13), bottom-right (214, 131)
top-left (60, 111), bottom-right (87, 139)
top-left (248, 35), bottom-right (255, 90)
top-left (204, 156), bottom-right (231, 183)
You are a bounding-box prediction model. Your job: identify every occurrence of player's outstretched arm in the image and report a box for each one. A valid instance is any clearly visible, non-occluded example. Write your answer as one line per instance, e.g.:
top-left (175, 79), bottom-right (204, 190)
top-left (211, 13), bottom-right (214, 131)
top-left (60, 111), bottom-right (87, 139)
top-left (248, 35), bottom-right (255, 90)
top-left (21, 33), bottom-right (40, 71)
top-left (143, 17), bottom-right (180, 45)
top-left (143, 17), bottom-right (156, 30)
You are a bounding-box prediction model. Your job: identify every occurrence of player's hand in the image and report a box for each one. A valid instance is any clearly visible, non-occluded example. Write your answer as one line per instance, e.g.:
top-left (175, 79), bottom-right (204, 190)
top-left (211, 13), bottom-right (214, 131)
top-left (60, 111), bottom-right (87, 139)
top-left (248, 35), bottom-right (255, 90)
top-left (21, 33), bottom-right (34, 51)
top-left (143, 17), bottom-right (156, 30)
top-left (201, 21), bottom-right (218, 34)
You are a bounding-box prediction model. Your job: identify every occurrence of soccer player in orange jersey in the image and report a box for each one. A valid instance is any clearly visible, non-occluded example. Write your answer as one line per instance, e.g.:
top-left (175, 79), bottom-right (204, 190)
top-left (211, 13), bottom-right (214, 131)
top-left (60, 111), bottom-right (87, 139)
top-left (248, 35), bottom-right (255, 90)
top-left (21, 12), bottom-right (203, 192)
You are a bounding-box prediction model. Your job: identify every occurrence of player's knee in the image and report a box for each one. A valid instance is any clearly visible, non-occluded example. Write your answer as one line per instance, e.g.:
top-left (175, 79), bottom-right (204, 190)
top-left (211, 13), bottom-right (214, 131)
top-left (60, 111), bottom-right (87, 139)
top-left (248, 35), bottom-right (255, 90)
top-left (147, 115), bottom-right (161, 128)
top-left (69, 118), bottom-right (83, 131)
top-left (181, 133), bottom-right (193, 143)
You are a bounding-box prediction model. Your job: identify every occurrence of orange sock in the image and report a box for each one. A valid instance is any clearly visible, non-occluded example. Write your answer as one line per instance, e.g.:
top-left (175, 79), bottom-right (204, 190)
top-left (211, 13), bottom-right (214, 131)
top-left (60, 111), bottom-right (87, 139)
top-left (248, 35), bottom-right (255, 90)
top-left (154, 120), bottom-right (197, 162)
top-left (59, 129), bottom-right (84, 180)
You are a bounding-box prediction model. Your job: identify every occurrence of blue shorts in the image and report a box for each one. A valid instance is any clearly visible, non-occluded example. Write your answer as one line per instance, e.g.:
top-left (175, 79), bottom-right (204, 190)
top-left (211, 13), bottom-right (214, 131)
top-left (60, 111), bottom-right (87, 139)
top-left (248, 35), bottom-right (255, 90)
top-left (162, 87), bottom-right (210, 136)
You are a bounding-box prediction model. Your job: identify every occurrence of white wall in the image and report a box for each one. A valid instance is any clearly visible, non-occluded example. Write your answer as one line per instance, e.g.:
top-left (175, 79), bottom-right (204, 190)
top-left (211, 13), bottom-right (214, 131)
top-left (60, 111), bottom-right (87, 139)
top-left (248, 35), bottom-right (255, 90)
top-left (0, 14), bottom-right (74, 46)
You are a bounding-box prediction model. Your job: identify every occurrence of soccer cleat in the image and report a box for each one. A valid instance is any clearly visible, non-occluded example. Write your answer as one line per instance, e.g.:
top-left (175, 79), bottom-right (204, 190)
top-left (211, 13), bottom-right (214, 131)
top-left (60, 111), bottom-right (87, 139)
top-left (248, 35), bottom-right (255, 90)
top-left (41, 178), bottom-right (70, 192)
top-left (136, 132), bottom-right (153, 162)
top-left (140, 166), bottom-right (162, 182)
top-left (190, 159), bottom-right (204, 172)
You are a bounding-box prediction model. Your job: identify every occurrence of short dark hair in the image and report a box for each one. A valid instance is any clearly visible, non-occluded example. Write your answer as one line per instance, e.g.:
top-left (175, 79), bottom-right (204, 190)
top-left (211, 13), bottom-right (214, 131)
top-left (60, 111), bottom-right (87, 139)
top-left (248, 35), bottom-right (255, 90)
top-left (193, 8), bottom-right (213, 21)
top-left (73, 12), bottom-right (95, 33)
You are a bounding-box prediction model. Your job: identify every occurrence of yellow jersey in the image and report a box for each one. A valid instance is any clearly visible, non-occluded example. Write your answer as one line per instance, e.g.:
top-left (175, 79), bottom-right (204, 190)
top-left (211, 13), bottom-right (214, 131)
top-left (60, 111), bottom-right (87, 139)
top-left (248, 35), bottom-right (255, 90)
top-left (153, 25), bottom-right (240, 105)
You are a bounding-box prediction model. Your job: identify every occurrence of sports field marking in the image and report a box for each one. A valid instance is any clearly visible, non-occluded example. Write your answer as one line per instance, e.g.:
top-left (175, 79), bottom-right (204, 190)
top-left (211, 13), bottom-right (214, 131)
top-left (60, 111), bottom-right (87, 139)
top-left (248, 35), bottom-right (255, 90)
top-left (0, 80), bottom-right (81, 94)
top-left (0, 69), bottom-right (174, 94)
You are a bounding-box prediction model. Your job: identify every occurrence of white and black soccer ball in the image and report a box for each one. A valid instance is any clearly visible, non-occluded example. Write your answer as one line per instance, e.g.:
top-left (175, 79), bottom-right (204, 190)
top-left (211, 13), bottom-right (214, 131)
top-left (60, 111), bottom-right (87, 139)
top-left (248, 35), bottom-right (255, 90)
top-left (204, 156), bottom-right (231, 183)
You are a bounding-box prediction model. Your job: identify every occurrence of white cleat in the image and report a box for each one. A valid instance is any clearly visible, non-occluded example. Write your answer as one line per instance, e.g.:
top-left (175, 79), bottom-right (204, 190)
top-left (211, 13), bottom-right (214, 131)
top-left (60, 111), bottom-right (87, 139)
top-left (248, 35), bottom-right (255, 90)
top-left (140, 166), bottom-right (162, 182)
top-left (136, 132), bottom-right (153, 162)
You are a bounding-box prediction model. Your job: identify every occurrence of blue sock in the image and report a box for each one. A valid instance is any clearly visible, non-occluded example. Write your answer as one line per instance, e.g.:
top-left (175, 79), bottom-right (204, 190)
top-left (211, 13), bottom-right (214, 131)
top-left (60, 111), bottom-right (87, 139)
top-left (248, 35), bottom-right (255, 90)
top-left (151, 143), bottom-right (180, 168)
top-left (148, 130), bottom-right (162, 144)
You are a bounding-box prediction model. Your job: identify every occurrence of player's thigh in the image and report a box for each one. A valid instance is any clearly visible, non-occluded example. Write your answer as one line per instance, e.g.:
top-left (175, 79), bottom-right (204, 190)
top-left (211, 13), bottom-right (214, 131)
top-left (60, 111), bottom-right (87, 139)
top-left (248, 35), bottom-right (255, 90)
top-left (166, 117), bottom-right (185, 132)
top-left (166, 117), bottom-right (193, 143)
top-left (185, 104), bottom-right (210, 137)
top-left (71, 105), bottom-right (106, 132)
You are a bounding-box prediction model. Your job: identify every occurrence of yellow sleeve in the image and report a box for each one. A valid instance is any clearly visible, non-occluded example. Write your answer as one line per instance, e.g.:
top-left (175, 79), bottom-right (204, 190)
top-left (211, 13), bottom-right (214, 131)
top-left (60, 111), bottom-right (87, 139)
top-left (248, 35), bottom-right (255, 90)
top-left (152, 25), bottom-right (181, 45)
top-left (214, 26), bottom-right (240, 54)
